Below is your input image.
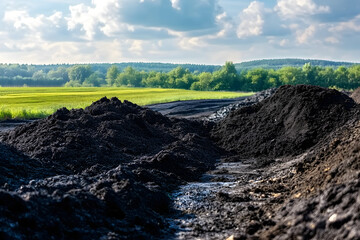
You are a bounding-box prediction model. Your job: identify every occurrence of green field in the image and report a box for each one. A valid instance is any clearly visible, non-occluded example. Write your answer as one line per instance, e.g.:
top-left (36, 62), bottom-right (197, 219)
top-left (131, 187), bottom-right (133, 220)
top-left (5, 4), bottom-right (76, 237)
top-left (0, 87), bottom-right (253, 120)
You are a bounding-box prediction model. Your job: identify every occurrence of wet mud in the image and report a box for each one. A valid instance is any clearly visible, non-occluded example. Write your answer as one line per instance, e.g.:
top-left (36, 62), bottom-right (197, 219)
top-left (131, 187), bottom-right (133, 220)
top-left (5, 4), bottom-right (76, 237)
top-left (1, 85), bottom-right (360, 239)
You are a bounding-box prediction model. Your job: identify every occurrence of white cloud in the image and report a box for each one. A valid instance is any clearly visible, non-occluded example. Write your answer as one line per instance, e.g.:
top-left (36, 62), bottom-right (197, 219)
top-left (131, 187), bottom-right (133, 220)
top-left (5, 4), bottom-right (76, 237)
top-left (178, 37), bottom-right (204, 50)
top-left (329, 15), bottom-right (360, 33)
top-left (296, 25), bottom-right (316, 44)
top-left (170, 0), bottom-right (181, 10)
top-left (4, 10), bottom-right (63, 31)
top-left (237, 1), bottom-right (265, 39)
top-left (129, 40), bottom-right (143, 55)
top-left (325, 37), bottom-right (339, 44)
top-left (276, 0), bottom-right (329, 19)
top-left (66, 0), bottom-right (126, 40)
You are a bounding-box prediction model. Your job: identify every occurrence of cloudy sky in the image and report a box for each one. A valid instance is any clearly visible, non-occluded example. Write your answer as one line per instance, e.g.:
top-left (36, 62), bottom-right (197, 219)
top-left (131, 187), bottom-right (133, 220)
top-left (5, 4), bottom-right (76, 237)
top-left (0, 0), bottom-right (359, 64)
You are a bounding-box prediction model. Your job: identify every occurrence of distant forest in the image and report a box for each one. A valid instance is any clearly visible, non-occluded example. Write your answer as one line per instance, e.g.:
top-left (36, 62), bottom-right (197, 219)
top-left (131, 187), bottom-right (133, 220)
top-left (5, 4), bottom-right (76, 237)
top-left (0, 59), bottom-right (360, 91)
top-left (235, 58), bottom-right (358, 70)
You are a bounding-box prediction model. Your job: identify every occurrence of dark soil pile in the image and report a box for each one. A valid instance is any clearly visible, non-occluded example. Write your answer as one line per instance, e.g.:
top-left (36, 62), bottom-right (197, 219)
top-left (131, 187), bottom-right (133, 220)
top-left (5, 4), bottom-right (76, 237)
top-left (0, 97), bottom-right (220, 239)
top-left (255, 118), bottom-right (360, 240)
top-left (0, 143), bottom-right (61, 190)
top-left (350, 87), bottom-right (360, 104)
top-left (2, 97), bottom-right (209, 173)
top-left (212, 85), bottom-right (357, 158)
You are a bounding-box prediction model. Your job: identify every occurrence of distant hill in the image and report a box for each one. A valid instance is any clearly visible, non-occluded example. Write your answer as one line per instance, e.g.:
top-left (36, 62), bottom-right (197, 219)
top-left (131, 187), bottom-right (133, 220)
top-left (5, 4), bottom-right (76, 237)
top-left (234, 59), bottom-right (359, 71)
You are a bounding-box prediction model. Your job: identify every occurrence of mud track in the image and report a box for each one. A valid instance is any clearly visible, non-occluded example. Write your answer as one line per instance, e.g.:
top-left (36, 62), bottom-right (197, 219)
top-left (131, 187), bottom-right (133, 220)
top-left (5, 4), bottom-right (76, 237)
top-left (147, 97), bottom-right (247, 119)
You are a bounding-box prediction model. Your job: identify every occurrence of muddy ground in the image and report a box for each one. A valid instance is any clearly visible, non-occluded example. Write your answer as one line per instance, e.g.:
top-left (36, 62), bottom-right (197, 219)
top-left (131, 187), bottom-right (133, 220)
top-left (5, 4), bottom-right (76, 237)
top-left (0, 85), bottom-right (360, 239)
top-left (147, 97), bottom-right (247, 119)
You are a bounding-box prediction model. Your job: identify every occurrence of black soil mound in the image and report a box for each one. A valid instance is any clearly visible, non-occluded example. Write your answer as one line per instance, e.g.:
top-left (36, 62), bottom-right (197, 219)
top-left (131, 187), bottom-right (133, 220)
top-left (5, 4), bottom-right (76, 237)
top-left (256, 118), bottom-right (360, 240)
top-left (0, 97), bottom-right (220, 239)
top-left (2, 97), bottom-right (210, 173)
top-left (350, 86), bottom-right (360, 104)
top-left (212, 85), bottom-right (357, 158)
top-left (0, 143), bottom-right (61, 190)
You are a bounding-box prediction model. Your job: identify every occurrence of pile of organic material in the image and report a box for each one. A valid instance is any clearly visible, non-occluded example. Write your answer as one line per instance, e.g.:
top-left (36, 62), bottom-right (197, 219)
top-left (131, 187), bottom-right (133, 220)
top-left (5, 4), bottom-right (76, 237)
top-left (2, 97), bottom-right (211, 173)
top-left (0, 97), bottom-right (220, 239)
top-left (2, 86), bottom-right (360, 239)
top-left (205, 85), bottom-right (360, 239)
top-left (212, 85), bottom-right (357, 158)
top-left (350, 86), bottom-right (360, 104)
top-left (255, 115), bottom-right (360, 240)
top-left (0, 143), bottom-right (60, 190)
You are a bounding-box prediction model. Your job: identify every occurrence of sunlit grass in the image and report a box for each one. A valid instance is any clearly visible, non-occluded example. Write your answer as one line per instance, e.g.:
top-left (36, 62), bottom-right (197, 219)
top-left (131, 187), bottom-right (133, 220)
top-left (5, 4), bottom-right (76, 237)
top-left (0, 87), bottom-right (253, 120)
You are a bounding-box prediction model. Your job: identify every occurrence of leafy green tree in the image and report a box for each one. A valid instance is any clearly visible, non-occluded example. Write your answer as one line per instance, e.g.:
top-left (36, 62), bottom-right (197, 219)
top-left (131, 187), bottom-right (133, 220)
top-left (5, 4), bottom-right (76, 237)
top-left (335, 66), bottom-right (349, 89)
top-left (114, 66), bottom-right (143, 87)
top-left (106, 65), bottom-right (119, 86)
top-left (191, 72), bottom-right (212, 90)
top-left (142, 72), bottom-right (167, 88)
top-left (277, 67), bottom-right (304, 85)
top-left (32, 70), bottom-right (47, 81)
top-left (83, 72), bottom-right (106, 87)
top-left (317, 67), bottom-right (335, 87)
top-left (348, 65), bottom-right (360, 89)
top-left (267, 69), bottom-right (280, 88)
top-left (166, 66), bottom-right (187, 88)
top-left (245, 68), bottom-right (269, 91)
top-left (67, 65), bottom-right (93, 84)
top-left (47, 67), bottom-right (70, 82)
top-left (302, 63), bottom-right (315, 85)
top-left (211, 62), bottom-right (239, 90)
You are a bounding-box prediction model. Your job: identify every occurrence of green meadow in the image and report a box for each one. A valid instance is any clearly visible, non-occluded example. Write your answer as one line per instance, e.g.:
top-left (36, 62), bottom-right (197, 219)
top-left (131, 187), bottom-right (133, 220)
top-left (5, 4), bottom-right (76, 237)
top-left (0, 87), bottom-right (253, 120)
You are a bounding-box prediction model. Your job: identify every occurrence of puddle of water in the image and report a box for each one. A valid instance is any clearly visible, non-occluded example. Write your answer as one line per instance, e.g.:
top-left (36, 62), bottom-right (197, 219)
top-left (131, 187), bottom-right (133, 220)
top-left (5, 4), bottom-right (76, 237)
top-left (167, 161), bottom-right (253, 239)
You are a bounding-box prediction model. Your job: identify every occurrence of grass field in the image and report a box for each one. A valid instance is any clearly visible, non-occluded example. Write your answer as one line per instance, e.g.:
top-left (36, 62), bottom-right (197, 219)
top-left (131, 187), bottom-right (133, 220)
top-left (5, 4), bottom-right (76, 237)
top-left (0, 87), bottom-right (253, 120)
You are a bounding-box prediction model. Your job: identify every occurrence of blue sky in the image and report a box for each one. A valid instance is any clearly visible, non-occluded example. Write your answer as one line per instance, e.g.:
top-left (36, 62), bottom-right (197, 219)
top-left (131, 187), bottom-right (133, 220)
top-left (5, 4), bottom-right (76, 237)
top-left (0, 0), bottom-right (359, 64)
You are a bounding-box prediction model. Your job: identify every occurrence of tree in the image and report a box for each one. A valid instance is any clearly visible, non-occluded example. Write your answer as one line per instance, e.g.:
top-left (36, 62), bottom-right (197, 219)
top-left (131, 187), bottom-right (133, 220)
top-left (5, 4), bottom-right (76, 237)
top-left (106, 65), bottom-right (119, 86)
top-left (245, 68), bottom-right (269, 91)
top-left (67, 65), bottom-right (93, 84)
top-left (114, 66), bottom-right (143, 87)
top-left (318, 67), bottom-right (335, 87)
top-left (277, 67), bottom-right (304, 85)
top-left (211, 62), bottom-right (239, 90)
top-left (142, 72), bottom-right (165, 88)
top-left (32, 70), bottom-right (47, 81)
top-left (83, 72), bottom-right (106, 87)
top-left (267, 69), bottom-right (280, 88)
top-left (191, 72), bottom-right (212, 90)
top-left (48, 67), bottom-right (70, 82)
top-left (335, 66), bottom-right (349, 89)
top-left (348, 65), bottom-right (360, 89)
top-left (166, 66), bottom-right (187, 88)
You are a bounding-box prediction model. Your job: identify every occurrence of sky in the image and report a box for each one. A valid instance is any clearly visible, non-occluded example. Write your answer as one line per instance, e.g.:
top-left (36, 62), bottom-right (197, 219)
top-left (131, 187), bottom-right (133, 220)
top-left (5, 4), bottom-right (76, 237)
top-left (0, 0), bottom-right (359, 64)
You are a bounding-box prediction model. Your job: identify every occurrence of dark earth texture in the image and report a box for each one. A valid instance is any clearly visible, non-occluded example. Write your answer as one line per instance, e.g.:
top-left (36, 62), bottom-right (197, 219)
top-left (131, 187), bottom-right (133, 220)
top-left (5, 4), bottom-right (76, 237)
top-left (212, 85), bottom-right (357, 158)
top-left (0, 97), bottom-right (221, 239)
top-left (0, 85), bottom-right (360, 239)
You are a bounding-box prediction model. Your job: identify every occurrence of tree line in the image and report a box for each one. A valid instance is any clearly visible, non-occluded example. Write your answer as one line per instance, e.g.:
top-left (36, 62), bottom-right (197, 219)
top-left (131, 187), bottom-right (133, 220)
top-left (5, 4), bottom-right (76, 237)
top-left (1, 62), bottom-right (360, 91)
top-left (0, 62), bottom-right (219, 87)
top-left (103, 62), bottom-right (360, 91)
